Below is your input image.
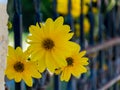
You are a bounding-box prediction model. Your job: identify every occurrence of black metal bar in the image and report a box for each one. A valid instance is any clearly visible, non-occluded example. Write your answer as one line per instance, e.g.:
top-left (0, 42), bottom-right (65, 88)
top-left (26, 86), bottom-right (32, 90)
top-left (88, 13), bottom-right (94, 46)
top-left (77, 0), bottom-right (86, 90)
top-left (13, 0), bottom-right (22, 48)
top-left (97, 0), bottom-right (105, 88)
top-left (53, 0), bottom-right (58, 20)
top-left (33, 0), bottom-right (41, 23)
top-left (53, 1), bottom-right (60, 90)
top-left (54, 75), bottom-right (60, 90)
top-left (111, 6), bottom-right (119, 90)
top-left (88, 1), bottom-right (97, 89)
top-left (66, 0), bottom-right (75, 90)
top-left (79, 0), bottom-right (85, 49)
top-left (67, 0), bottom-right (74, 32)
top-left (67, 77), bottom-right (76, 90)
top-left (13, 0), bottom-right (22, 90)
top-left (13, 0), bottom-right (22, 89)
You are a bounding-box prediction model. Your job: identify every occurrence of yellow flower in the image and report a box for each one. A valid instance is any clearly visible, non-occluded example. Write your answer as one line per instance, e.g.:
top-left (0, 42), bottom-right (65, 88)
top-left (7, 21), bottom-right (12, 30)
top-left (92, 0), bottom-right (98, 14)
top-left (5, 46), bottom-right (41, 87)
top-left (83, 5), bottom-right (89, 15)
top-left (71, 0), bottom-right (80, 18)
top-left (83, 0), bottom-right (91, 4)
top-left (75, 17), bottom-right (90, 37)
top-left (57, 0), bottom-right (68, 15)
top-left (71, 0), bottom-right (89, 18)
top-left (84, 18), bottom-right (90, 33)
top-left (55, 46), bottom-right (89, 81)
top-left (92, 7), bottom-right (98, 14)
top-left (75, 23), bottom-right (80, 37)
top-left (56, 0), bottom-right (90, 17)
top-left (27, 16), bottom-right (79, 73)
top-left (92, 0), bottom-right (97, 2)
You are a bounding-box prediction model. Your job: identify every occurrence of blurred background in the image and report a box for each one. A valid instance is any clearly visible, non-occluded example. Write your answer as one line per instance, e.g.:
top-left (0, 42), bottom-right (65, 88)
top-left (5, 0), bottom-right (120, 90)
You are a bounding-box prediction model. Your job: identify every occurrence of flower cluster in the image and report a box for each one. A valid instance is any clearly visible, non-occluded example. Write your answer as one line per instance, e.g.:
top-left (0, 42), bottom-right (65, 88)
top-left (57, 0), bottom-right (91, 17)
top-left (5, 16), bottom-right (89, 87)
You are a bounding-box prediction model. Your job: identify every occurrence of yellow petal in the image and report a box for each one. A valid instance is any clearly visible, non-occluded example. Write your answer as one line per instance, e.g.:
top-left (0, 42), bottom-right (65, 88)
top-left (14, 73), bottom-right (22, 82)
top-left (5, 68), bottom-right (15, 80)
top-left (15, 47), bottom-right (24, 59)
top-left (60, 41), bottom-right (80, 56)
top-left (62, 25), bottom-right (70, 33)
top-left (79, 57), bottom-right (89, 65)
top-left (71, 67), bottom-right (81, 78)
top-left (78, 51), bottom-right (86, 58)
top-left (60, 67), bottom-right (71, 81)
top-left (28, 62), bottom-right (42, 78)
top-left (45, 52), bottom-right (58, 72)
top-left (64, 33), bottom-right (74, 41)
top-left (31, 50), bottom-right (43, 61)
top-left (54, 68), bottom-right (62, 75)
top-left (8, 46), bottom-right (16, 59)
top-left (52, 50), bottom-right (67, 67)
top-left (31, 50), bottom-right (46, 72)
top-left (37, 60), bottom-right (46, 73)
top-left (54, 16), bottom-right (64, 26)
top-left (29, 25), bottom-right (43, 39)
top-left (78, 65), bottom-right (87, 73)
top-left (23, 73), bottom-right (33, 87)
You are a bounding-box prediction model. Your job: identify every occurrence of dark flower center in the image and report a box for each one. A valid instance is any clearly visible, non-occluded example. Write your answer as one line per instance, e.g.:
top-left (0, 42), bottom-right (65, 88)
top-left (42, 38), bottom-right (55, 50)
top-left (14, 62), bottom-right (24, 72)
top-left (66, 57), bottom-right (73, 66)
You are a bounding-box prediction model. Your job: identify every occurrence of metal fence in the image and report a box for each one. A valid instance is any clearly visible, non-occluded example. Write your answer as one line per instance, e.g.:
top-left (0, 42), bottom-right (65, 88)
top-left (6, 0), bottom-right (120, 90)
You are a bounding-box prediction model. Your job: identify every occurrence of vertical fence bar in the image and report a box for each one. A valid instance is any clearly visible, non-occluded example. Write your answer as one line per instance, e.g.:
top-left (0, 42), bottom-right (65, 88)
top-left (114, 26), bottom-right (120, 90)
top-left (13, 0), bottom-right (22, 48)
top-left (77, 0), bottom-right (86, 90)
top-left (66, 0), bottom-right (74, 31)
top-left (33, 0), bottom-right (41, 23)
top-left (79, 0), bottom-right (85, 49)
top-left (54, 75), bottom-right (60, 90)
top-left (88, 1), bottom-right (97, 89)
top-left (53, 0), bottom-right (60, 90)
top-left (111, 6), bottom-right (119, 90)
top-left (13, 0), bottom-right (22, 90)
top-left (97, 0), bottom-right (105, 88)
top-left (104, 11), bottom-right (113, 84)
top-left (53, 0), bottom-right (58, 20)
top-left (66, 0), bottom-right (76, 90)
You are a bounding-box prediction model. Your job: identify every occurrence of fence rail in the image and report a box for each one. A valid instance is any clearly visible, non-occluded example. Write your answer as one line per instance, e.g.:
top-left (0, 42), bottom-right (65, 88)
top-left (86, 37), bottom-right (120, 55)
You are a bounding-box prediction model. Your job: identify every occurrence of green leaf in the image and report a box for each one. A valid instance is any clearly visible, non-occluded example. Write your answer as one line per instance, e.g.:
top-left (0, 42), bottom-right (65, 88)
top-left (107, 0), bottom-right (116, 11)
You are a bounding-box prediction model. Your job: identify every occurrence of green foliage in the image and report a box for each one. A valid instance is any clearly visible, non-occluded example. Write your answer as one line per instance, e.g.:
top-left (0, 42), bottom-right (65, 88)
top-left (40, 0), bottom-right (53, 21)
top-left (7, 0), bottom-right (54, 31)
top-left (22, 0), bottom-right (35, 30)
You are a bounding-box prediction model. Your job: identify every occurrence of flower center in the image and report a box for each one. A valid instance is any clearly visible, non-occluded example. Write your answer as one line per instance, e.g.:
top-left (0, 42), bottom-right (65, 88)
top-left (14, 62), bottom-right (24, 72)
top-left (66, 57), bottom-right (73, 66)
top-left (42, 38), bottom-right (55, 50)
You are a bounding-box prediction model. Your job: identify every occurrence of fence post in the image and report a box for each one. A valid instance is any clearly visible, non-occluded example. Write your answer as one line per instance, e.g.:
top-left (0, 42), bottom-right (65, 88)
top-left (97, 0), bottom-right (106, 88)
top-left (88, 1), bottom-right (97, 89)
top-left (77, 0), bottom-right (86, 89)
top-left (66, 0), bottom-right (76, 90)
top-left (13, 0), bottom-right (22, 89)
top-left (52, 0), bottom-right (61, 90)
top-left (0, 1), bottom-right (8, 90)
top-left (33, 0), bottom-right (41, 22)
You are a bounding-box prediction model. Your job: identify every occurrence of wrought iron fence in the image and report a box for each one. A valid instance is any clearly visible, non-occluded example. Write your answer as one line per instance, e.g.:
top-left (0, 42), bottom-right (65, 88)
top-left (6, 0), bottom-right (120, 90)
